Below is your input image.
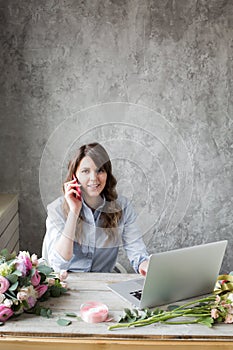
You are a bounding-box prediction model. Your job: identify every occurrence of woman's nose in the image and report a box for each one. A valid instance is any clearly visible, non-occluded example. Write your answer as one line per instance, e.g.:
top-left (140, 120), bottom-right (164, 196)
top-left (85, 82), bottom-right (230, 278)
top-left (90, 171), bottom-right (97, 181)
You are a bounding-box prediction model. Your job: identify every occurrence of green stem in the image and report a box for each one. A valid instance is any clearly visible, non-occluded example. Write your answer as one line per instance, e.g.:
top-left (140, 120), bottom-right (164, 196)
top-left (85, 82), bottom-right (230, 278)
top-left (108, 295), bottom-right (216, 330)
top-left (180, 313), bottom-right (210, 317)
top-left (172, 296), bottom-right (215, 312)
top-left (109, 311), bottom-right (183, 330)
top-left (162, 320), bottom-right (198, 325)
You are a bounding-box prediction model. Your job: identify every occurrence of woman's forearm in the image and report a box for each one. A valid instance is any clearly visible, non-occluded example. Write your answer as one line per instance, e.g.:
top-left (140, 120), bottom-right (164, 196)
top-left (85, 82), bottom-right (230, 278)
top-left (55, 211), bottom-right (79, 261)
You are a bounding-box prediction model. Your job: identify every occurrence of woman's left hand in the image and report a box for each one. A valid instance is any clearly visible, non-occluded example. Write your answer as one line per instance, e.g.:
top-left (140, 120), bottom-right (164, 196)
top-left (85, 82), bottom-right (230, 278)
top-left (139, 260), bottom-right (149, 276)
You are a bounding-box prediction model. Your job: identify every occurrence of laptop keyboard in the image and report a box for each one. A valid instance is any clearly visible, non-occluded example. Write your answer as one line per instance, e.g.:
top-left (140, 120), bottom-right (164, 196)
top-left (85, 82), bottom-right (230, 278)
top-left (130, 289), bottom-right (142, 300)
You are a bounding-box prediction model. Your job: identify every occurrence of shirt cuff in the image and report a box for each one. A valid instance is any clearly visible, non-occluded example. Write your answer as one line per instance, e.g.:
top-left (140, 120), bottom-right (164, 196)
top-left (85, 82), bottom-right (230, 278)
top-left (134, 255), bottom-right (150, 274)
top-left (50, 249), bottom-right (72, 272)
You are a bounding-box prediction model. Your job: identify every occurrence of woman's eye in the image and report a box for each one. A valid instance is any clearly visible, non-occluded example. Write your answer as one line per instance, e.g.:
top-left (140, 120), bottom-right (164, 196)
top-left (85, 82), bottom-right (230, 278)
top-left (97, 169), bottom-right (105, 173)
top-left (82, 169), bottom-right (89, 174)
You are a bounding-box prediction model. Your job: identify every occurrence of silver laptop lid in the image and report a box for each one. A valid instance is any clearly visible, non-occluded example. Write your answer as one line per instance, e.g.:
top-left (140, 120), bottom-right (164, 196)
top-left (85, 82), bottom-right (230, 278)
top-left (140, 240), bottom-right (227, 308)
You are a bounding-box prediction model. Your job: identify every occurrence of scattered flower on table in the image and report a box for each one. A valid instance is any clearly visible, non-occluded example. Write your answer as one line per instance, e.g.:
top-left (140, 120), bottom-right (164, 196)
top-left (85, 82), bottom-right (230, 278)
top-left (0, 249), bottom-right (68, 324)
top-left (109, 273), bottom-right (233, 330)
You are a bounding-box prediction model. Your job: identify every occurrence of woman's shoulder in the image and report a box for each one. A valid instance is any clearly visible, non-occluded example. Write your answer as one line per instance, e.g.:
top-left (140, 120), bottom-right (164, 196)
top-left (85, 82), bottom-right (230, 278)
top-left (47, 196), bottom-right (64, 215)
top-left (117, 195), bottom-right (133, 211)
top-left (116, 195), bottom-right (137, 223)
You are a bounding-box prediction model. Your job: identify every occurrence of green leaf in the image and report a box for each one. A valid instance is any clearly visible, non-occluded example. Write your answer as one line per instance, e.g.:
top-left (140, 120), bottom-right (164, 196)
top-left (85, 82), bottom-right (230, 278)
top-left (139, 310), bottom-right (149, 320)
top-left (40, 307), bottom-right (52, 318)
top-left (11, 302), bottom-right (22, 312)
top-left (152, 308), bottom-right (163, 316)
top-left (124, 308), bottom-right (132, 317)
top-left (18, 276), bottom-right (31, 287)
top-left (13, 270), bottom-right (22, 277)
top-left (132, 309), bottom-right (139, 316)
top-left (37, 265), bottom-right (54, 275)
top-left (9, 281), bottom-right (18, 291)
top-left (60, 287), bottom-right (67, 294)
top-left (197, 316), bottom-right (214, 327)
top-left (167, 305), bottom-right (180, 311)
top-left (22, 300), bottom-right (30, 310)
top-left (25, 304), bottom-right (52, 318)
top-left (6, 274), bottom-right (18, 284)
top-left (119, 308), bottom-right (148, 323)
top-left (50, 286), bottom-right (61, 297)
top-left (0, 249), bottom-right (16, 262)
top-left (65, 312), bottom-right (77, 317)
top-left (39, 273), bottom-right (47, 283)
top-left (0, 248), bottom-right (9, 256)
top-left (5, 291), bottom-right (17, 300)
top-left (30, 267), bottom-right (36, 276)
top-left (57, 318), bottom-right (72, 326)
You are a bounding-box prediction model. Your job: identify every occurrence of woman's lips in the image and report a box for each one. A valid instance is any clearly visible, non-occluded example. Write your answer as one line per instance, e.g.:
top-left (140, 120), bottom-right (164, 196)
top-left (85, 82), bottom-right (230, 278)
top-left (87, 184), bottom-right (100, 190)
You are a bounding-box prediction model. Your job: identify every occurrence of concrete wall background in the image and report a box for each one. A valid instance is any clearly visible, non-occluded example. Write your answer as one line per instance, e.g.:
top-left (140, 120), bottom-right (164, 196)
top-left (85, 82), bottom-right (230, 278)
top-left (0, 0), bottom-right (232, 272)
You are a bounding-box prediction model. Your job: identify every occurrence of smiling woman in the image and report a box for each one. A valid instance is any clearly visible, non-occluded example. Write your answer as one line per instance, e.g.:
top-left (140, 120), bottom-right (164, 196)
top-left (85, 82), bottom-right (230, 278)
top-left (42, 143), bottom-right (149, 275)
top-left (76, 156), bottom-right (108, 209)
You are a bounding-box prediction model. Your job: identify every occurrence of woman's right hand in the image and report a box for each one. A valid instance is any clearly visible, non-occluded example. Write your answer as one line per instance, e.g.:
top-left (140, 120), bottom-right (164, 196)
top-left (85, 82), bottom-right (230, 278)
top-left (64, 179), bottom-right (82, 215)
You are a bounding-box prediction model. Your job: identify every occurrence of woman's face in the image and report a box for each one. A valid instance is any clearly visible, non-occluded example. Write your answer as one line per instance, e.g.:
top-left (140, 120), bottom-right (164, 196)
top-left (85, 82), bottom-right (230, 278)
top-left (75, 156), bottom-right (107, 198)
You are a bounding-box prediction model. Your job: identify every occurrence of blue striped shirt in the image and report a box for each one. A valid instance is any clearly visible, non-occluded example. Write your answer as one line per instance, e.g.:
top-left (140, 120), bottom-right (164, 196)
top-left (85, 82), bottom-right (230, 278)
top-left (43, 195), bottom-right (149, 273)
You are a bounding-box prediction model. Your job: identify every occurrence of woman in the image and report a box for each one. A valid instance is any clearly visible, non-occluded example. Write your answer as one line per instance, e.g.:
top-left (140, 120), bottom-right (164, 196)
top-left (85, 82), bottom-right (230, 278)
top-left (43, 142), bottom-right (149, 275)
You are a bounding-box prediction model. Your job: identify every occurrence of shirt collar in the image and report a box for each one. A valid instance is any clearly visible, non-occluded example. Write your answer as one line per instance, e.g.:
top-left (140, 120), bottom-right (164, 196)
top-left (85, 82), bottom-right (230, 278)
top-left (81, 195), bottom-right (106, 212)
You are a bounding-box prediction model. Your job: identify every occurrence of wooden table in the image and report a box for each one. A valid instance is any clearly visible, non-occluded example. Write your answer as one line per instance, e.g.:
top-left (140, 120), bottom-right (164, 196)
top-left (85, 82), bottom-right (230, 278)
top-left (0, 273), bottom-right (233, 350)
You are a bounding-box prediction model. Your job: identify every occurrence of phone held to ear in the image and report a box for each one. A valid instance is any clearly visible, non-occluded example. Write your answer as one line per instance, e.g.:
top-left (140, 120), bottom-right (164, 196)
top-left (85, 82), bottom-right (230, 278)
top-left (72, 174), bottom-right (82, 201)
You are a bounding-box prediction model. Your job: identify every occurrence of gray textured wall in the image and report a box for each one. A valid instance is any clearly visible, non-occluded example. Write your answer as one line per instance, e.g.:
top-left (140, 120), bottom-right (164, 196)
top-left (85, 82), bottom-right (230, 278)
top-left (0, 0), bottom-right (232, 273)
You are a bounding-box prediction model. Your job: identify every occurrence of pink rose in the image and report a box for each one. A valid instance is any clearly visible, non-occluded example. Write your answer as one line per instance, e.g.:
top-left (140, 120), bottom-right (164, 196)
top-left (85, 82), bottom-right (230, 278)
top-left (60, 282), bottom-right (68, 289)
top-left (17, 291), bottom-right (28, 301)
top-left (0, 304), bottom-right (14, 322)
top-left (35, 284), bottom-right (48, 298)
top-left (15, 251), bottom-right (32, 276)
top-left (225, 314), bottom-right (233, 324)
top-left (31, 270), bottom-right (41, 286)
top-left (47, 278), bottom-right (55, 286)
top-left (0, 276), bottom-right (10, 293)
top-left (211, 308), bottom-right (219, 319)
top-left (59, 270), bottom-right (68, 281)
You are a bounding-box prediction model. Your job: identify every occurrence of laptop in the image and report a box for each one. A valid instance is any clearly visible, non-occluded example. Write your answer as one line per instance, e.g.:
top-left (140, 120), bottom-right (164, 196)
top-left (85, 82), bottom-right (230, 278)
top-left (108, 240), bottom-right (227, 309)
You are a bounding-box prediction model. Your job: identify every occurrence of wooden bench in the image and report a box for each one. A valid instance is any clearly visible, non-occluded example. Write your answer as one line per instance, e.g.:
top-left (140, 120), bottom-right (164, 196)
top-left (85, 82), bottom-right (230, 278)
top-left (0, 193), bottom-right (19, 253)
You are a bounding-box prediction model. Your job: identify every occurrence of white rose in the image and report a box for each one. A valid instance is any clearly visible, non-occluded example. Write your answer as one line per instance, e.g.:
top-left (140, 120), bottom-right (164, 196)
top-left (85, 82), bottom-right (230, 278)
top-left (4, 298), bottom-right (13, 307)
top-left (0, 293), bottom-right (5, 303)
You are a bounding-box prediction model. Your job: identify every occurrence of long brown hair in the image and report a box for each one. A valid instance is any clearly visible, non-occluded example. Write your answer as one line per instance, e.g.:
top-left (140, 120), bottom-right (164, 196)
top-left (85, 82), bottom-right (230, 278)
top-left (63, 143), bottom-right (122, 243)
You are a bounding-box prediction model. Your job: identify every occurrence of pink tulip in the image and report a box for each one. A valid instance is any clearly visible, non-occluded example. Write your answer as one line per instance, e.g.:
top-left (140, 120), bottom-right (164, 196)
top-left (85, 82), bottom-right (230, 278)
top-left (31, 254), bottom-right (38, 266)
top-left (0, 276), bottom-right (10, 293)
top-left (15, 251), bottom-right (32, 276)
top-left (35, 284), bottom-right (48, 298)
top-left (27, 296), bottom-right (37, 309)
top-left (31, 270), bottom-right (41, 286)
top-left (0, 304), bottom-right (14, 322)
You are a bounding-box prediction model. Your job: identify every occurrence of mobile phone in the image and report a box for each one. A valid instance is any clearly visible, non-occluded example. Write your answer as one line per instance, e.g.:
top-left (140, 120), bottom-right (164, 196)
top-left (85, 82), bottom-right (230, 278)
top-left (72, 174), bottom-right (82, 200)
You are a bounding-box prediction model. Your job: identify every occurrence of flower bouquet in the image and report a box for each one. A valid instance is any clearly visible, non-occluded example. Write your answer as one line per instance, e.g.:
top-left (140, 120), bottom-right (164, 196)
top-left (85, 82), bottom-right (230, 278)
top-left (109, 273), bottom-right (233, 330)
top-left (0, 249), bottom-right (67, 324)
